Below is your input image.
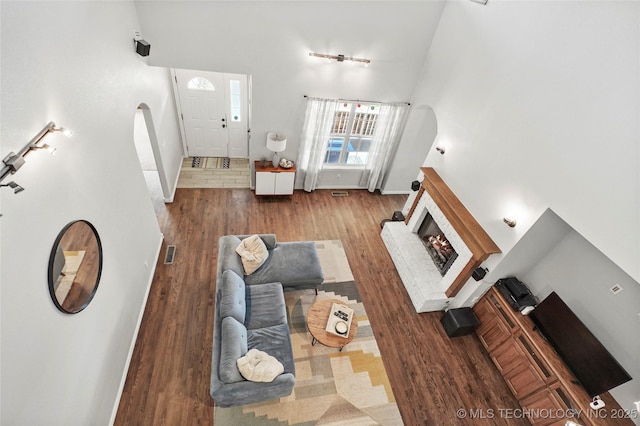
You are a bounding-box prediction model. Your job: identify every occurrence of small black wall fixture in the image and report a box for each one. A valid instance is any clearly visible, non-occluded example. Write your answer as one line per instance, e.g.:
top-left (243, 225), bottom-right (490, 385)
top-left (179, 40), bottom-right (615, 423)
top-left (411, 180), bottom-right (420, 191)
top-left (472, 267), bottom-right (488, 281)
top-left (135, 39), bottom-right (151, 57)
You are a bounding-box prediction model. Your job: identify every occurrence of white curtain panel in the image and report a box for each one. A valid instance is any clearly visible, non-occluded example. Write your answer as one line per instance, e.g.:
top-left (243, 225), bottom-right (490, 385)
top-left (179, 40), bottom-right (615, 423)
top-left (365, 103), bottom-right (410, 192)
top-left (297, 98), bottom-right (338, 192)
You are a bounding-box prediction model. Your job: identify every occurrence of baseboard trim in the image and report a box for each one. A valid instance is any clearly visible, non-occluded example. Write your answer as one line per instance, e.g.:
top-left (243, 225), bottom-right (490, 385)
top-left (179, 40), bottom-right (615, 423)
top-left (166, 156), bottom-right (186, 203)
top-left (109, 233), bottom-right (164, 426)
top-left (380, 189), bottom-right (411, 195)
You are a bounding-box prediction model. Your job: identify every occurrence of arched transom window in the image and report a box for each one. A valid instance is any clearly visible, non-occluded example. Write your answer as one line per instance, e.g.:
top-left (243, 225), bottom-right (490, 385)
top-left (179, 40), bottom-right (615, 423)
top-left (187, 77), bottom-right (215, 91)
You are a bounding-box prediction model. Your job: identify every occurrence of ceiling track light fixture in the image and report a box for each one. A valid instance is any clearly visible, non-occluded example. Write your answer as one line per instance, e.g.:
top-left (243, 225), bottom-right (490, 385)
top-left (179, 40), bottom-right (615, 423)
top-left (309, 52), bottom-right (371, 65)
top-left (0, 121), bottom-right (71, 194)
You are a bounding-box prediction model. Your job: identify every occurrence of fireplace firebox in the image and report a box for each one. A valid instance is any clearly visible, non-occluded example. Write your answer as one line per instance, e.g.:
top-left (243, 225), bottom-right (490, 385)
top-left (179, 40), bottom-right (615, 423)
top-left (417, 212), bottom-right (458, 276)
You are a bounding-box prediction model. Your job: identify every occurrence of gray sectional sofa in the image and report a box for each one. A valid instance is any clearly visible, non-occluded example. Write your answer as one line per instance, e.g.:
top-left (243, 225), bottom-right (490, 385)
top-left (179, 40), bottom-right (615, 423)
top-left (210, 234), bottom-right (324, 407)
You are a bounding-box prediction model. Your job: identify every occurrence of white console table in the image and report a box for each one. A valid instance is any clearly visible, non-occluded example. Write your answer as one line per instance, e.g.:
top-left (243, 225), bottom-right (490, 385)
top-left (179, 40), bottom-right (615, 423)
top-left (254, 161), bottom-right (295, 195)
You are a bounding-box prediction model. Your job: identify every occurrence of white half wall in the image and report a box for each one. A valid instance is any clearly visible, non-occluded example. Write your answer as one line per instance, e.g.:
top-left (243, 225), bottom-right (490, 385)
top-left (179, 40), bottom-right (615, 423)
top-left (0, 1), bottom-right (183, 424)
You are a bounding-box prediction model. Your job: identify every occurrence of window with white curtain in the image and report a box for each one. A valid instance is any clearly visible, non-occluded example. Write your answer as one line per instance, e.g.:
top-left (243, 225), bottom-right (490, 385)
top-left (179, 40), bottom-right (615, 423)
top-left (297, 97), bottom-right (409, 192)
top-left (324, 102), bottom-right (380, 166)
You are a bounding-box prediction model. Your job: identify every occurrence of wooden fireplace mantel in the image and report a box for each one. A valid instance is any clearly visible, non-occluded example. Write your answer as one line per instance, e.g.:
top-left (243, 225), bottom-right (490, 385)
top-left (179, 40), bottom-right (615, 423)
top-left (407, 167), bottom-right (501, 297)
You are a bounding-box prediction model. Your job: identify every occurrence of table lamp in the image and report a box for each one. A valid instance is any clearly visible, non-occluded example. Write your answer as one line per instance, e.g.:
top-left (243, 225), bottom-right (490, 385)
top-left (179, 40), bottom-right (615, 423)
top-left (266, 132), bottom-right (287, 167)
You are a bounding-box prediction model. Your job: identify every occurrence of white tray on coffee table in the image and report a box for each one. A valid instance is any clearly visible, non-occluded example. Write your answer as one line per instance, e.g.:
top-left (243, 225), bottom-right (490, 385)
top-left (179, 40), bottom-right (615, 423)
top-left (325, 303), bottom-right (354, 338)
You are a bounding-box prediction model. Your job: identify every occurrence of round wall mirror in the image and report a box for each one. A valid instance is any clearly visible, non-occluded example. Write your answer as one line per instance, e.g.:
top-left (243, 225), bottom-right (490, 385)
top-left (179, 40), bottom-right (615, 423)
top-left (48, 220), bottom-right (103, 314)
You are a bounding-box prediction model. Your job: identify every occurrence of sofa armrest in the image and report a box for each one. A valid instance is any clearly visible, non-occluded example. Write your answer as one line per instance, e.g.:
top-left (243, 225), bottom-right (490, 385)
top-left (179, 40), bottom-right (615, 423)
top-left (210, 372), bottom-right (295, 407)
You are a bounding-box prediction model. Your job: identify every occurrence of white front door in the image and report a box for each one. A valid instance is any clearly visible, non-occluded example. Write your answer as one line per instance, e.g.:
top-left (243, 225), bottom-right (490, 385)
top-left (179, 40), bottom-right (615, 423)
top-left (174, 69), bottom-right (248, 158)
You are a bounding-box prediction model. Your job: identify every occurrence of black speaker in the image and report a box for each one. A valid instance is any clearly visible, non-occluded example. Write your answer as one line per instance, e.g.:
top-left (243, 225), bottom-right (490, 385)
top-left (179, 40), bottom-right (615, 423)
top-left (411, 180), bottom-right (420, 191)
top-left (441, 308), bottom-right (480, 337)
top-left (391, 211), bottom-right (405, 221)
top-left (472, 267), bottom-right (487, 281)
top-left (135, 39), bottom-right (151, 57)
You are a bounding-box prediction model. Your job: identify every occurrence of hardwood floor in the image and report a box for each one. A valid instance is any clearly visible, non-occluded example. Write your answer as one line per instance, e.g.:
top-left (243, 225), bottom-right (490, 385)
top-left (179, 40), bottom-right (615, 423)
top-left (115, 188), bottom-right (527, 425)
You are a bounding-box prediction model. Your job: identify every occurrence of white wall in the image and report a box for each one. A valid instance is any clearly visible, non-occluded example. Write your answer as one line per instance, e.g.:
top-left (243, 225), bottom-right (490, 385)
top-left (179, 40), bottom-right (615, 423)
top-left (381, 105), bottom-right (438, 194)
top-left (0, 2), bottom-right (183, 424)
top-left (134, 109), bottom-right (157, 171)
top-left (413, 0), bottom-right (640, 413)
top-left (134, 0), bottom-right (446, 188)
top-left (414, 0), bottom-right (640, 285)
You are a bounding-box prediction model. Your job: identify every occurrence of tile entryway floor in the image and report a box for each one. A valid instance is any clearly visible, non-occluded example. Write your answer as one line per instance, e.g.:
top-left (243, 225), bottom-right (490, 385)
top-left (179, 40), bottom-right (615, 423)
top-left (176, 157), bottom-right (250, 188)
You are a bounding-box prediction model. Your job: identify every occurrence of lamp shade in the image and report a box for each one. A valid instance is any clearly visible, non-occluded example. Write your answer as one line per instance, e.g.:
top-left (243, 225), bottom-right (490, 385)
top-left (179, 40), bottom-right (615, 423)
top-left (266, 132), bottom-right (287, 152)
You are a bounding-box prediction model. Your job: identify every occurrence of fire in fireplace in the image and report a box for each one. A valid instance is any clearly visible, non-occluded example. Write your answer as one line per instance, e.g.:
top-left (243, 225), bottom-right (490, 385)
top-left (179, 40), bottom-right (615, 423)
top-left (417, 212), bottom-right (458, 276)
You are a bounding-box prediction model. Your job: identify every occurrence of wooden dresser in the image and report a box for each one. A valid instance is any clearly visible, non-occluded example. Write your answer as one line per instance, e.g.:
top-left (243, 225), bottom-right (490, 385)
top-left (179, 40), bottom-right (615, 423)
top-left (474, 287), bottom-right (633, 425)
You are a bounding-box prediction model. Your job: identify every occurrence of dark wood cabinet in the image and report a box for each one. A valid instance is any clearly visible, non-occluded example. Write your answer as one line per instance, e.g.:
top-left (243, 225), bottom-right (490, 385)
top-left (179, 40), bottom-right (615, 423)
top-left (520, 383), bottom-right (581, 426)
top-left (501, 360), bottom-right (549, 400)
top-left (477, 316), bottom-right (512, 351)
top-left (474, 287), bottom-right (633, 426)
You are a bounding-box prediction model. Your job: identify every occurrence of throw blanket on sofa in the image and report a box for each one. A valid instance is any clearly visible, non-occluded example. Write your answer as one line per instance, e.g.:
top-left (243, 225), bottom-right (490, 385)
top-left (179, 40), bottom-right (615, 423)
top-left (237, 349), bottom-right (284, 382)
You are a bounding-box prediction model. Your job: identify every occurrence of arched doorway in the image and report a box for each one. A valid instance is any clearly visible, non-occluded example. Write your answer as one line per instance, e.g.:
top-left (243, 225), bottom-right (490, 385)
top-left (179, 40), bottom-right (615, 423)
top-left (133, 104), bottom-right (171, 203)
top-left (381, 105), bottom-right (438, 194)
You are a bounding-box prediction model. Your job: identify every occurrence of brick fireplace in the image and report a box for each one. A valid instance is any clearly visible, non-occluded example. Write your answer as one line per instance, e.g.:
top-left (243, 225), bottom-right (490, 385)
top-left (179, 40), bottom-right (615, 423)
top-left (381, 167), bottom-right (501, 312)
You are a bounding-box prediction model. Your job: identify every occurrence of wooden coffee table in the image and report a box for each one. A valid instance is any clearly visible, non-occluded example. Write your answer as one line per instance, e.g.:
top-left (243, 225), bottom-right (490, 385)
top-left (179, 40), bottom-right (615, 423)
top-left (307, 298), bottom-right (358, 351)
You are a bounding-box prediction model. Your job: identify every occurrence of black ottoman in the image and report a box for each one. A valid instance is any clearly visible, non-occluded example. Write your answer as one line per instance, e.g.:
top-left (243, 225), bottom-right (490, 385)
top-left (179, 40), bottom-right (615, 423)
top-left (440, 307), bottom-right (480, 337)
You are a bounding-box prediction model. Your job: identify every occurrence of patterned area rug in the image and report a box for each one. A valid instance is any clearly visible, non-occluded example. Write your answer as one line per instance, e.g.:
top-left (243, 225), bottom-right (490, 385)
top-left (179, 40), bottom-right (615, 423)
top-left (314, 240), bottom-right (355, 284)
top-left (213, 241), bottom-right (402, 425)
top-left (191, 156), bottom-right (230, 169)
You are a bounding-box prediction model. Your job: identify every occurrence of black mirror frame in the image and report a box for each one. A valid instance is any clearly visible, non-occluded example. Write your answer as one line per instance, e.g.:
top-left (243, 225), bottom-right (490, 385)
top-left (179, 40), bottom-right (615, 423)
top-left (47, 220), bottom-right (103, 314)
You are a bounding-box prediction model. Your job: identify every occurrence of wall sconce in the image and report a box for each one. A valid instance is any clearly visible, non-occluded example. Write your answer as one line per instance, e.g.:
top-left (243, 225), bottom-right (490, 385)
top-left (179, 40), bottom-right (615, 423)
top-left (0, 181), bottom-right (24, 194)
top-left (0, 121), bottom-right (70, 193)
top-left (309, 52), bottom-right (371, 66)
top-left (503, 217), bottom-right (517, 227)
top-left (436, 146), bottom-right (445, 155)
top-left (266, 132), bottom-right (287, 167)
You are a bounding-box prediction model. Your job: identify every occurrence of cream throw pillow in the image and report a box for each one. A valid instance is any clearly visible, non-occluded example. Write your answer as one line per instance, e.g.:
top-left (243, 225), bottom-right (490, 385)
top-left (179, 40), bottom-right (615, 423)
top-left (236, 349), bottom-right (284, 382)
top-left (235, 235), bottom-right (269, 275)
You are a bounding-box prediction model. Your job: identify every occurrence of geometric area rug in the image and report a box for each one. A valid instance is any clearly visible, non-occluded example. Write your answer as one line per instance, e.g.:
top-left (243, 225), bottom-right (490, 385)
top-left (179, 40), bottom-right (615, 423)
top-left (213, 241), bottom-right (403, 425)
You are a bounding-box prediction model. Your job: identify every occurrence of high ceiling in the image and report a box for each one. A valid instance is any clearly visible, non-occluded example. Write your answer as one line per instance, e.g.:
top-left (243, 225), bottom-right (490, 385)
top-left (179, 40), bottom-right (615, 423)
top-left (134, 1), bottom-right (446, 102)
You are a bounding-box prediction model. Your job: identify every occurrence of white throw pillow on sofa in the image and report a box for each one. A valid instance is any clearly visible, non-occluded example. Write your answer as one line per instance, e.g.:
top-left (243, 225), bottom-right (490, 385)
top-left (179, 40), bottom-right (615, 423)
top-left (235, 235), bottom-right (269, 275)
top-left (236, 349), bottom-right (284, 382)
